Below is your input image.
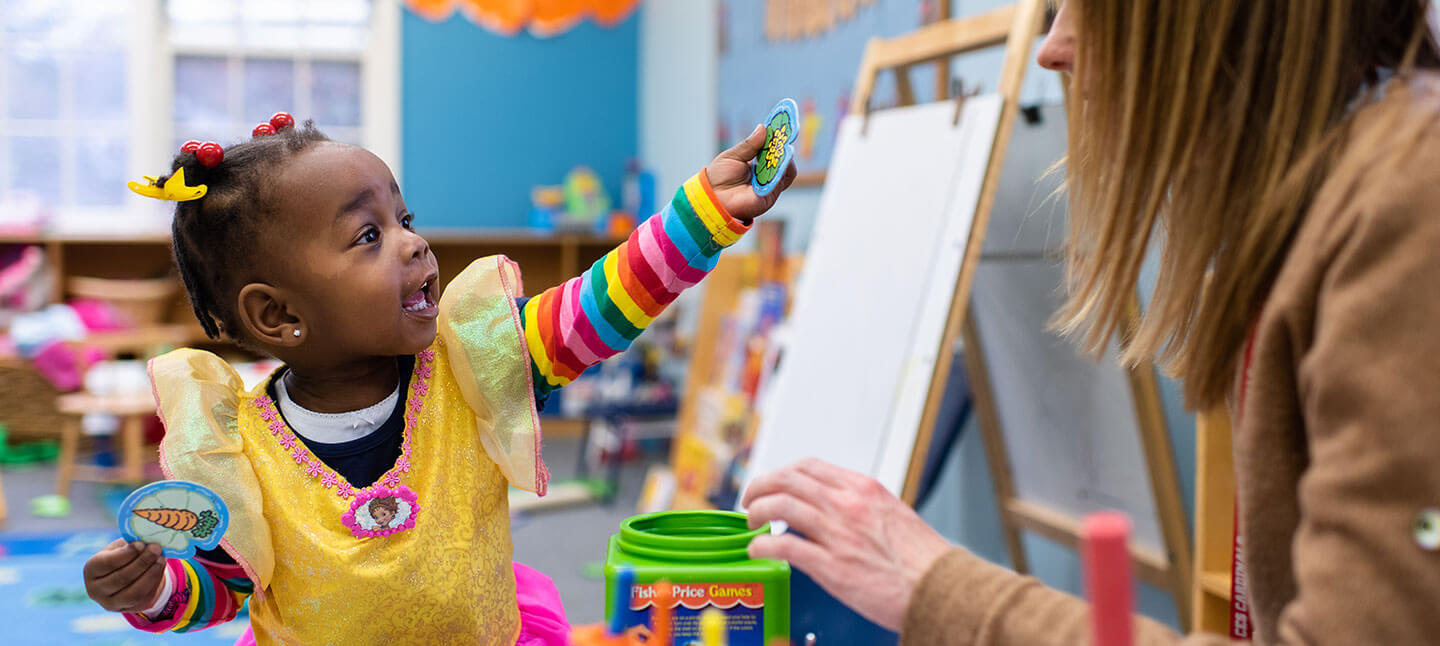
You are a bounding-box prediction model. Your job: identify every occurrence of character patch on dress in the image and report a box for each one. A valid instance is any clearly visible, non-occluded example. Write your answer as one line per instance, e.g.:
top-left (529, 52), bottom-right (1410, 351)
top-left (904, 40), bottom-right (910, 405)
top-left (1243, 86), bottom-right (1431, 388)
top-left (342, 485), bottom-right (419, 538)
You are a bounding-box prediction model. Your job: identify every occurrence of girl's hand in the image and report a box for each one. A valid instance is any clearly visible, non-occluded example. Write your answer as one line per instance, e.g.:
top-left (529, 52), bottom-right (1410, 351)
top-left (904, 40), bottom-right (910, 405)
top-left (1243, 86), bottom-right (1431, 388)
top-left (742, 458), bottom-right (953, 632)
top-left (84, 539), bottom-right (166, 613)
top-left (706, 124), bottom-right (799, 224)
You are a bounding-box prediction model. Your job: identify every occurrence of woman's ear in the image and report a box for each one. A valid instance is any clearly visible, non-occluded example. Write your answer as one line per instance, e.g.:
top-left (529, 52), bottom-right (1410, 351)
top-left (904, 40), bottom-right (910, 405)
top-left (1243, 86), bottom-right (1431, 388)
top-left (237, 283), bottom-right (305, 347)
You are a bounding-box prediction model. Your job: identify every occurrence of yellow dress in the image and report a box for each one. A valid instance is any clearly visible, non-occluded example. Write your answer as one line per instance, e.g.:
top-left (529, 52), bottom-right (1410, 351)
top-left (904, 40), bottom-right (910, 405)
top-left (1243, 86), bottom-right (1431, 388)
top-left (148, 257), bottom-right (546, 645)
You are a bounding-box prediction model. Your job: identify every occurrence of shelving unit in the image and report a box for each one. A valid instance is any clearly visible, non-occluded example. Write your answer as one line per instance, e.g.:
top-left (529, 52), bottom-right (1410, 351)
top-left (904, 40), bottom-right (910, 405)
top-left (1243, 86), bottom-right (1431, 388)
top-left (1193, 408), bottom-right (1237, 634)
top-left (3, 228), bottom-right (623, 347)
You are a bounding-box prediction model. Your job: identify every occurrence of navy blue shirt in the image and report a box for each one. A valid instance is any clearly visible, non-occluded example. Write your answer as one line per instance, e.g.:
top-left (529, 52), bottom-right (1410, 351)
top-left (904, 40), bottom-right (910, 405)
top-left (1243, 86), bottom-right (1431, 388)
top-left (264, 355), bottom-right (413, 489)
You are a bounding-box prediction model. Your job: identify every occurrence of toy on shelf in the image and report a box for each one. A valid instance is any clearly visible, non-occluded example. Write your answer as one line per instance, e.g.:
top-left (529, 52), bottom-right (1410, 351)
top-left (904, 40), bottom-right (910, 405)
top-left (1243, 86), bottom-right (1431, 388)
top-left (118, 480), bottom-right (230, 559)
top-left (752, 98), bottom-right (799, 197)
top-left (530, 165), bottom-right (639, 235)
top-left (529, 186), bottom-right (567, 231)
top-left (563, 167), bottom-right (612, 229)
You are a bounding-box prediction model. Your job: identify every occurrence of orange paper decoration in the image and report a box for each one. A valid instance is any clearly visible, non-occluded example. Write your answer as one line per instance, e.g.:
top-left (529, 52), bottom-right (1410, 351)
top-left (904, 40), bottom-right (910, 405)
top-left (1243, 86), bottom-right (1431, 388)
top-left (406, 0), bottom-right (639, 36)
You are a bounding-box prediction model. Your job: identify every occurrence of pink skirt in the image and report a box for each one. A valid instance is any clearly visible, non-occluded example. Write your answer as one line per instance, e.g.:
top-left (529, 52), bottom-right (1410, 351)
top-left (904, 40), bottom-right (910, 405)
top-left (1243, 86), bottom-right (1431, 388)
top-left (232, 562), bottom-right (571, 645)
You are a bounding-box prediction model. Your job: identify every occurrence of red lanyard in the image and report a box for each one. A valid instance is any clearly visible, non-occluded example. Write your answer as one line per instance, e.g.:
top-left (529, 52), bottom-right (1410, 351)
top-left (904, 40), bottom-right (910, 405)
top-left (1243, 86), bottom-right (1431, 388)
top-left (1229, 323), bottom-right (1259, 640)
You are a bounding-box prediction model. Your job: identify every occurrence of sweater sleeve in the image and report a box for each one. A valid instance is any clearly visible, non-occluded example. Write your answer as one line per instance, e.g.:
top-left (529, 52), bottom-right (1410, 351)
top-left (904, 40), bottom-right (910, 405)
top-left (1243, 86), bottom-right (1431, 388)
top-left (123, 550), bottom-right (253, 634)
top-left (1273, 158), bottom-right (1440, 645)
top-left (520, 169), bottom-right (749, 400)
top-left (900, 549), bottom-right (1232, 645)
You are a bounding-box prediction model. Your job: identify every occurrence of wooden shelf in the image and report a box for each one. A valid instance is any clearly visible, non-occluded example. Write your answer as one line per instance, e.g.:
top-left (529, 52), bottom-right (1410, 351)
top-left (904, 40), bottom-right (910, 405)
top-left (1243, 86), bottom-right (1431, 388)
top-left (8, 228), bottom-right (621, 322)
top-left (0, 228), bottom-right (623, 247)
top-left (1200, 571), bottom-right (1232, 598)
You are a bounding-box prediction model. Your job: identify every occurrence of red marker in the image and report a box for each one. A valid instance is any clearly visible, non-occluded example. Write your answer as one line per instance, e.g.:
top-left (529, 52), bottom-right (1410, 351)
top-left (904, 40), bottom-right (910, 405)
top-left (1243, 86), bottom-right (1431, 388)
top-left (1082, 511), bottom-right (1133, 646)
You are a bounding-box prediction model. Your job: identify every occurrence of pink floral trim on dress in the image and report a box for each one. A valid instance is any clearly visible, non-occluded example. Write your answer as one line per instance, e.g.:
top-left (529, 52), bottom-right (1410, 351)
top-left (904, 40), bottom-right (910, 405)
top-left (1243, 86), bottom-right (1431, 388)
top-left (249, 348), bottom-right (435, 538)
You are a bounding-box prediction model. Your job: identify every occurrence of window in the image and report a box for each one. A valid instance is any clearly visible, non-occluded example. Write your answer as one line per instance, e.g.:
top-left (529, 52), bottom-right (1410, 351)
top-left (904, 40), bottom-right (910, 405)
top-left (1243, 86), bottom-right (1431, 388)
top-left (168, 0), bottom-right (372, 148)
top-left (0, 0), bottom-right (132, 223)
top-left (0, 0), bottom-right (398, 233)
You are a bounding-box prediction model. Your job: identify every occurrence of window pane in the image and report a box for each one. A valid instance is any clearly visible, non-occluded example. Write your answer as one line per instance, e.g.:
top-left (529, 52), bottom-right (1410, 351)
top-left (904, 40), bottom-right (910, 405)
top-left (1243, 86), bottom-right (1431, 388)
top-left (72, 49), bottom-right (129, 121)
top-left (302, 0), bottom-right (372, 25)
top-left (74, 137), bottom-right (128, 206)
top-left (244, 58), bottom-right (295, 125)
top-left (8, 136), bottom-right (62, 200)
top-left (318, 126), bottom-right (362, 147)
top-left (6, 49), bottom-right (60, 119)
top-left (167, 0), bottom-right (240, 28)
top-left (3, 0), bottom-right (63, 38)
top-left (304, 24), bottom-right (368, 51)
top-left (5, 0), bottom-right (125, 48)
top-left (175, 56), bottom-right (231, 126)
top-left (310, 61), bottom-right (360, 127)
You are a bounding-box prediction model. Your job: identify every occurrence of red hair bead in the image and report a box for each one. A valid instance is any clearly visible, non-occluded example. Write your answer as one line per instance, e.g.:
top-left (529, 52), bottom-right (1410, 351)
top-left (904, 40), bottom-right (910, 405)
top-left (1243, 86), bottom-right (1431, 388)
top-left (269, 112), bottom-right (295, 130)
top-left (195, 142), bottom-right (224, 168)
top-left (253, 123), bottom-right (277, 137)
top-left (180, 140), bottom-right (202, 153)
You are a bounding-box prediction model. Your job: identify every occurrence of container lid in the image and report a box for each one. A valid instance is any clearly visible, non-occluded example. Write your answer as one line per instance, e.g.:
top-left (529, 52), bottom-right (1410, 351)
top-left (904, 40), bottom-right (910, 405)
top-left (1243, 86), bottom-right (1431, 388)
top-left (617, 510), bottom-right (769, 563)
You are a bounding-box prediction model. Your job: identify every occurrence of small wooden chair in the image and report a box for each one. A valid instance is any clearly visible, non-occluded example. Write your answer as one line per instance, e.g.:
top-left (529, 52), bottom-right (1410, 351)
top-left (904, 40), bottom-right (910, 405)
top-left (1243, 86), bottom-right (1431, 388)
top-left (54, 391), bottom-right (159, 498)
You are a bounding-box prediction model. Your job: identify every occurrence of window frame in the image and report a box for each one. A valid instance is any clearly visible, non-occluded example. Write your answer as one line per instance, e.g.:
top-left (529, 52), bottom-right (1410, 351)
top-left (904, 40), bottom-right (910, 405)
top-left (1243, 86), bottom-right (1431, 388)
top-left (126, 0), bottom-right (401, 232)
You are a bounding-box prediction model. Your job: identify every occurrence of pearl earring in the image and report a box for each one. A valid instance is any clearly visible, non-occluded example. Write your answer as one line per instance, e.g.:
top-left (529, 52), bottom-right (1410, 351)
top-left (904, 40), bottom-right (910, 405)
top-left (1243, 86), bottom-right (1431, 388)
top-left (293, 329), bottom-right (302, 337)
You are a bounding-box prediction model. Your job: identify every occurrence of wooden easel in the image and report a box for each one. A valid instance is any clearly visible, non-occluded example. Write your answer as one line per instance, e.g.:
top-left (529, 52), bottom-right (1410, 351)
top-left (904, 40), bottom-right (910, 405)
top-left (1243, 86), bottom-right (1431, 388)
top-left (848, 0), bottom-right (1195, 630)
top-left (848, 0), bottom-right (1047, 507)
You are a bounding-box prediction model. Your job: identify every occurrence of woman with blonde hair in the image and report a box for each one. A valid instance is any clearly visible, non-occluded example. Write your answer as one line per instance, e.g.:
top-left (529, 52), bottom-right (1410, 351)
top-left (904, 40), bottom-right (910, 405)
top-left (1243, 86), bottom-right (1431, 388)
top-left (742, 1), bottom-right (1440, 643)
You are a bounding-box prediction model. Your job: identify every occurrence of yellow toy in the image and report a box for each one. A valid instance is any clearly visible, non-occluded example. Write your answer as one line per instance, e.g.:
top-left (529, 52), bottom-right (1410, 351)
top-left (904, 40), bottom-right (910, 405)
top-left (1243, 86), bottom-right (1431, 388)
top-left (127, 167), bottom-right (207, 202)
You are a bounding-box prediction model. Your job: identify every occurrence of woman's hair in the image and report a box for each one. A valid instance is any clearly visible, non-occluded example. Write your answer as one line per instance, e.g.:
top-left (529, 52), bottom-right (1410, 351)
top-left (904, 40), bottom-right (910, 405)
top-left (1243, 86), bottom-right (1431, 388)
top-left (368, 497), bottom-right (399, 516)
top-left (164, 122), bottom-right (332, 342)
top-left (1054, 0), bottom-right (1440, 407)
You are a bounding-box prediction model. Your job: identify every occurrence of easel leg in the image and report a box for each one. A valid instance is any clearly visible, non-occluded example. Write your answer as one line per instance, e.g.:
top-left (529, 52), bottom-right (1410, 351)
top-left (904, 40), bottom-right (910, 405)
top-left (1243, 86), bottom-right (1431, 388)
top-left (57, 417), bottom-right (80, 500)
top-left (963, 314), bottom-right (1030, 574)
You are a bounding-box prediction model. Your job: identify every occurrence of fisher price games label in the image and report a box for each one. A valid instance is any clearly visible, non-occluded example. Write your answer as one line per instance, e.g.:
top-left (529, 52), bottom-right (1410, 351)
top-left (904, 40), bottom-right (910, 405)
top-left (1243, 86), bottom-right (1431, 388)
top-left (625, 582), bottom-right (766, 645)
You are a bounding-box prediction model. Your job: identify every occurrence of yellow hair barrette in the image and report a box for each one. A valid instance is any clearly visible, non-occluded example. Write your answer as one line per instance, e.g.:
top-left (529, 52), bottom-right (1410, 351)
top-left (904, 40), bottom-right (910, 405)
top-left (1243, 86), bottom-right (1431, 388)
top-left (128, 167), bottom-right (208, 202)
top-left (128, 139), bottom-right (227, 202)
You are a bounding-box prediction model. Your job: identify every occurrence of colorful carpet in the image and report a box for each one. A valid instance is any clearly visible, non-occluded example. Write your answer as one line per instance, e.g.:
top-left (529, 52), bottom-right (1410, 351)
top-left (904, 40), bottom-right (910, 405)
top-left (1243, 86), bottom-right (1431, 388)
top-left (0, 531), bottom-right (248, 644)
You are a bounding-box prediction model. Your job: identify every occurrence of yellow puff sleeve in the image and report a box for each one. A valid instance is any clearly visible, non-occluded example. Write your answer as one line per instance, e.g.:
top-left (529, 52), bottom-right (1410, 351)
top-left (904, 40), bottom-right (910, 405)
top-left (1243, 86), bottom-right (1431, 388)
top-left (147, 348), bottom-right (275, 596)
top-left (436, 255), bottom-right (549, 495)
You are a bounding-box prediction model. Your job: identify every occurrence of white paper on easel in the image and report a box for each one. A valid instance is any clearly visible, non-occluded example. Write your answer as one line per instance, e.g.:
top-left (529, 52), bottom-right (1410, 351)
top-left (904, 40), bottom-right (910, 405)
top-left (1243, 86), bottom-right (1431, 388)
top-left (743, 95), bottom-right (1003, 498)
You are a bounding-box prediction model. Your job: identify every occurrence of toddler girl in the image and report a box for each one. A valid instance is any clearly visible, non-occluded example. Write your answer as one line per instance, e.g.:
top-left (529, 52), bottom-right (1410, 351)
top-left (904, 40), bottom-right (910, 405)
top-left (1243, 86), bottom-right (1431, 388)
top-left (81, 114), bottom-right (794, 645)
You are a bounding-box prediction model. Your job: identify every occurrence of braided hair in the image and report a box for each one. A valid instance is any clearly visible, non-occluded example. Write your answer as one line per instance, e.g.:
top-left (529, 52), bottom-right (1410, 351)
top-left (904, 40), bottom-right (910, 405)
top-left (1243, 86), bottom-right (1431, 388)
top-left (163, 121), bottom-right (331, 342)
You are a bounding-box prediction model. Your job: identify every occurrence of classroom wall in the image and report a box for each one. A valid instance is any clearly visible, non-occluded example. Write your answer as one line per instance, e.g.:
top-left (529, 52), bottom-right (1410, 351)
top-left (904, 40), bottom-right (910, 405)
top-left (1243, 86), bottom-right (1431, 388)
top-left (400, 11), bottom-right (638, 228)
top-left (639, 0), bottom-right (718, 204)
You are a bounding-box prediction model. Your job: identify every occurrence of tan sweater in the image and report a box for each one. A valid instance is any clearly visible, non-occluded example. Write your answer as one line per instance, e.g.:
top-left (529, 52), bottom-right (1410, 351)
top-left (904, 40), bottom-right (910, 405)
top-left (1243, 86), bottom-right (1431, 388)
top-left (902, 76), bottom-right (1440, 645)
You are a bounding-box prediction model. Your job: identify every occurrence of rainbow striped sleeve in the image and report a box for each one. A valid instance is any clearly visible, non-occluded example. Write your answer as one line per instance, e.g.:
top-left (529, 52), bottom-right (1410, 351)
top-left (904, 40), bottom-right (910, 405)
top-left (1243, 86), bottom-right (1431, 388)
top-left (521, 170), bottom-right (749, 396)
top-left (123, 554), bottom-right (252, 633)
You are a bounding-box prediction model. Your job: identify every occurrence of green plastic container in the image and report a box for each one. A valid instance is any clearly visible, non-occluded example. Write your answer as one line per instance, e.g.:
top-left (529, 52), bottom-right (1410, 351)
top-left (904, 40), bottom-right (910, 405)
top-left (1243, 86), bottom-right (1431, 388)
top-left (604, 510), bottom-right (790, 645)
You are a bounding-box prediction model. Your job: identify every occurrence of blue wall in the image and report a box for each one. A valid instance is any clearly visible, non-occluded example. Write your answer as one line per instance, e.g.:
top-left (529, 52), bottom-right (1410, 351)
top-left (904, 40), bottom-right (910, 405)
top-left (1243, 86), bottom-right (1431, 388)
top-left (401, 12), bottom-right (638, 228)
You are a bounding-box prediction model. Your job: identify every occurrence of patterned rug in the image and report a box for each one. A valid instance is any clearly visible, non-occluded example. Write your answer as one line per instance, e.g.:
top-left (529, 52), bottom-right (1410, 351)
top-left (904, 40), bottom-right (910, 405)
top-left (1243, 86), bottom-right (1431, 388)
top-left (0, 531), bottom-right (248, 645)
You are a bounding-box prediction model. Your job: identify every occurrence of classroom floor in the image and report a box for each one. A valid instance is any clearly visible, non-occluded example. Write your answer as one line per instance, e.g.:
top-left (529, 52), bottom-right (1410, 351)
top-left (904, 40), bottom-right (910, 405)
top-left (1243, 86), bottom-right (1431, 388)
top-left (0, 436), bottom-right (658, 643)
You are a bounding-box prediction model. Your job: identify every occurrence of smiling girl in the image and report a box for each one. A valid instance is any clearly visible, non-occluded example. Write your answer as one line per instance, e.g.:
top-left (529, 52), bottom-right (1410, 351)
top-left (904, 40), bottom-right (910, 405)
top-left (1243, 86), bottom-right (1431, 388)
top-left (81, 115), bottom-right (794, 645)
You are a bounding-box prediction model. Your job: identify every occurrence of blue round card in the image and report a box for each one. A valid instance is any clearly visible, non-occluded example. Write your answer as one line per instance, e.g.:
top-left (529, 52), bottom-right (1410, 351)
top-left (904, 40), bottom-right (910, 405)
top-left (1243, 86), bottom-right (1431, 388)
top-left (117, 480), bottom-right (230, 559)
top-left (752, 98), bottom-right (800, 197)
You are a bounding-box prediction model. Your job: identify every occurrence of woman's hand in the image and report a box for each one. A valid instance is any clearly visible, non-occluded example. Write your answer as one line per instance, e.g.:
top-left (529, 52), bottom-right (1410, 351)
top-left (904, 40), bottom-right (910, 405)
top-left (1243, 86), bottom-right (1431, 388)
top-left (706, 124), bottom-right (799, 224)
top-left (743, 458), bottom-right (953, 632)
top-left (83, 539), bottom-right (166, 613)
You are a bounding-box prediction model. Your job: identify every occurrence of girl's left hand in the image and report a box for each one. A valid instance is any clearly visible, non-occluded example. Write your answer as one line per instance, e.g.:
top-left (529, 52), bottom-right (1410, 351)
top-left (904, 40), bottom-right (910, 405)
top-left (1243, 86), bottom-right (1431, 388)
top-left (706, 124), bottom-right (799, 224)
